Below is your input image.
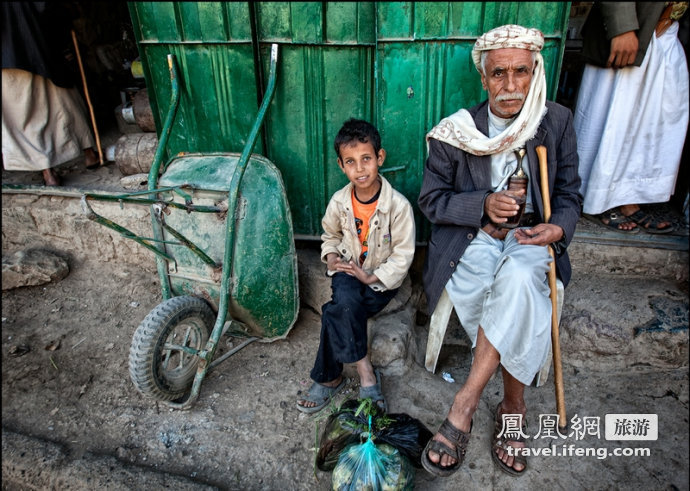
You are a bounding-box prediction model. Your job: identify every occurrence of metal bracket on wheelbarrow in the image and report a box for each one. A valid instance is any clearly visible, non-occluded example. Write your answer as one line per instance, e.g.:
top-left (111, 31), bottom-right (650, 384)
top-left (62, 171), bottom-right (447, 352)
top-left (81, 187), bottom-right (225, 270)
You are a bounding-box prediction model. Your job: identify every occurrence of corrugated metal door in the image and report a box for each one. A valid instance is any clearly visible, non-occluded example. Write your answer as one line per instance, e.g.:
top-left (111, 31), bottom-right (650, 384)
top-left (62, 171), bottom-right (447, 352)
top-left (128, 2), bottom-right (570, 239)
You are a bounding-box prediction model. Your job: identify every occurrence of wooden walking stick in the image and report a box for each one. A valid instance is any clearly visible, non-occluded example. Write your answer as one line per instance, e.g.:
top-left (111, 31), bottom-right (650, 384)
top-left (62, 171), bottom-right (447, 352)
top-left (536, 144), bottom-right (567, 431)
top-left (71, 30), bottom-right (103, 166)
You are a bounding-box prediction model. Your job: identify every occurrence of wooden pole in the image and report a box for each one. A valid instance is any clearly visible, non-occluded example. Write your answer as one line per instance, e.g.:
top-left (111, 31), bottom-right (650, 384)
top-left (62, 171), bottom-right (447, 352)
top-left (536, 144), bottom-right (567, 431)
top-left (71, 30), bottom-right (103, 166)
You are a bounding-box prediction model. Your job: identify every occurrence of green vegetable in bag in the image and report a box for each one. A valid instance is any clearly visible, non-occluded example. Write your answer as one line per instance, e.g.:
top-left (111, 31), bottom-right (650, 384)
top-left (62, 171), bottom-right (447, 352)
top-left (331, 416), bottom-right (414, 491)
top-left (317, 399), bottom-right (391, 471)
top-left (317, 398), bottom-right (431, 471)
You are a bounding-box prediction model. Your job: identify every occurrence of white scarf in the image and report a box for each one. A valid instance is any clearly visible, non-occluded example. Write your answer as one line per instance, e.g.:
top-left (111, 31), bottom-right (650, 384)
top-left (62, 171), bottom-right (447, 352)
top-left (426, 25), bottom-right (547, 156)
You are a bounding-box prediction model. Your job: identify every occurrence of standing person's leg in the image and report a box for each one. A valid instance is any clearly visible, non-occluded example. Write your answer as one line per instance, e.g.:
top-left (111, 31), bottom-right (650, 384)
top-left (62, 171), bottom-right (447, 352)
top-left (41, 168), bottom-right (60, 186)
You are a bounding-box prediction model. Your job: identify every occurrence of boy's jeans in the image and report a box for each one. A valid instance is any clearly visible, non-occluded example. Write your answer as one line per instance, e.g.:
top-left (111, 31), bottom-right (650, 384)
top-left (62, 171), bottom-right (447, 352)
top-left (310, 273), bottom-right (398, 384)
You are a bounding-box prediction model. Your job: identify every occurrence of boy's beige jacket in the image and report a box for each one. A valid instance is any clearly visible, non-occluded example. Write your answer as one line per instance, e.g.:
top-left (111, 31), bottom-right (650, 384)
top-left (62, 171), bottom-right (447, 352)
top-left (320, 176), bottom-right (416, 292)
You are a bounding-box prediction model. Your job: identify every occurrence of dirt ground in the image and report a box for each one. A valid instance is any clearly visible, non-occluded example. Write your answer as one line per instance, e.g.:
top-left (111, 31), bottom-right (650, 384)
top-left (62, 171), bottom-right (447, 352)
top-left (2, 146), bottom-right (689, 490)
top-left (2, 247), bottom-right (689, 490)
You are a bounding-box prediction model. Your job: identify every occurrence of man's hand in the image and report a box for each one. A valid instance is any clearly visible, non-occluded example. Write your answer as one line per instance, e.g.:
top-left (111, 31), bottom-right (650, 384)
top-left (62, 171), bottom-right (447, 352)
top-left (484, 190), bottom-right (522, 225)
top-left (607, 31), bottom-right (638, 68)
top-left (514, 223), bottom-right (564, 247)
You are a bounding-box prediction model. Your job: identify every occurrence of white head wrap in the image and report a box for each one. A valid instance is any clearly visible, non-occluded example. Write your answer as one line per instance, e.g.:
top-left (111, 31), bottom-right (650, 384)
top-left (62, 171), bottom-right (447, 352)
top-left (427, 25), bottom-right (547, 156)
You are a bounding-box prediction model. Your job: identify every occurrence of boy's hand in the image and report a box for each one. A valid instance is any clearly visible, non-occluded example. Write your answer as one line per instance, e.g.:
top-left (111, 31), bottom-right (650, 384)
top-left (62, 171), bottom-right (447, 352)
top-left (327, 254), bottom-right (378, 285)
top-left (326, 253), bottom-right (344, 272)
top-left (343, 260), bottom-right (378, 285)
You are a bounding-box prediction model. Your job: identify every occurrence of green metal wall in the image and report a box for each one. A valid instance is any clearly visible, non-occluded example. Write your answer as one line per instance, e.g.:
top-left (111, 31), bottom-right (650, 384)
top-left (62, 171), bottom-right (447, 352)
top-left (128, 2), bottom-right (570, 239)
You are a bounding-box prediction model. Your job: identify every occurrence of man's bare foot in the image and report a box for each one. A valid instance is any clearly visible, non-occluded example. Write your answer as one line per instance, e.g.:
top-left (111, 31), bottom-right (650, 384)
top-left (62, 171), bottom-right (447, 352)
top-left (41, 169), bottom-right (60, 186)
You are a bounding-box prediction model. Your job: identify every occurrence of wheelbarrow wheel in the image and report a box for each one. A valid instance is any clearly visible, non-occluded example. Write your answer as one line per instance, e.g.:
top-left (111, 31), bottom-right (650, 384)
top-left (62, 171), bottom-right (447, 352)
top-left (129, 295), bottom-right (214, 401)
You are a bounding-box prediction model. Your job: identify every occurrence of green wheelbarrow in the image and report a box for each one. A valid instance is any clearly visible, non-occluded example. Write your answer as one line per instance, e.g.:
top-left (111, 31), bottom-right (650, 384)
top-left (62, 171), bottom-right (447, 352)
top-left (81, 44), bottom-right (298, 410)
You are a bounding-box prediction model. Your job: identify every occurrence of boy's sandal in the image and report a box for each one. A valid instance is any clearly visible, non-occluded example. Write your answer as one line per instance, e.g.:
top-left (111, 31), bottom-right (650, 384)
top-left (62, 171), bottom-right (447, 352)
top-left (491, 405), bottom-right (527, 476)
top-left (421, 418), bottom-right (472, 477)
top-left (296, 379), bottom-right (345, 414)
top-left (626, 209), bottom-right (674, 234)
top-left (591, 208), bottom-right (639, 233)
top-left (359, 368), bottom-right (387, 412)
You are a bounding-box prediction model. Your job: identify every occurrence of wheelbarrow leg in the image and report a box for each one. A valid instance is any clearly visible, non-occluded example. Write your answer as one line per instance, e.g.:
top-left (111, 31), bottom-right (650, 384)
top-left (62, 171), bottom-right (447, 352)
top-left (167, 336), bottom-right (259, 410)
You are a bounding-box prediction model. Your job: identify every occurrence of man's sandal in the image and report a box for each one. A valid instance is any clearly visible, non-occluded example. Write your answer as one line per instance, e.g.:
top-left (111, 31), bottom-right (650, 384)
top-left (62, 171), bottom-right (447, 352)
top-left (359, 368), bottom-right (387, 412)
top-left (491, 406), bottom-right (528, 476)
top-left (421, 418), bottom-right (472, 477)
top-left (589, 208), bottom-right (639, 233)
top-left (296, 379), bottom-right (345, 414)
top-left (626, 209), bottom-right (674, 234)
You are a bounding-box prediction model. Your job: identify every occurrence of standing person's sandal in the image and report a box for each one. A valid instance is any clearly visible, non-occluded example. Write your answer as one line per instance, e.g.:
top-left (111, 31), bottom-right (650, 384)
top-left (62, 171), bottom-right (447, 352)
top-left (421, 418), bottom-right (472, 477)
top-left (626, 209), bottom-right (674, 234)
top-left (588, 208), bottom-right (639, 233)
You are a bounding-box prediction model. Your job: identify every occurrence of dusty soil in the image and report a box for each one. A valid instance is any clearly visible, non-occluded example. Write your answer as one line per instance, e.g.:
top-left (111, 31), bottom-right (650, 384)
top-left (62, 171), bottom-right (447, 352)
top-left (2, 148), bottom-right (688, 489)
top-left (1, 256), bottom-right (333, 489)
top-left (2, 252), bottom-right (689, 490)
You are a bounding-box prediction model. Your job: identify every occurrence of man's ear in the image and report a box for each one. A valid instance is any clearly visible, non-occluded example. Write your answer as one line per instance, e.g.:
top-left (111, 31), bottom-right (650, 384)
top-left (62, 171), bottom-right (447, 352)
top-left (337, 157), bottom-right (344, 168)
top-left (377, 149), bottom-right (386, 166)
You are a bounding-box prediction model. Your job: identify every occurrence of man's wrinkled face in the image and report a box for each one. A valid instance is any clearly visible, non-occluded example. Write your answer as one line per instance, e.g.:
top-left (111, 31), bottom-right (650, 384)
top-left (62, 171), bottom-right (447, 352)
top-left (480, 48), bottom-right (534, 119)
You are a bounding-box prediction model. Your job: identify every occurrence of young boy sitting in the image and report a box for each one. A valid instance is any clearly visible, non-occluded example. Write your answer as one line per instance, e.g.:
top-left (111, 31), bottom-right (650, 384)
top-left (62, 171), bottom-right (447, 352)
top-left (296, 118), bottom-right (416, 414)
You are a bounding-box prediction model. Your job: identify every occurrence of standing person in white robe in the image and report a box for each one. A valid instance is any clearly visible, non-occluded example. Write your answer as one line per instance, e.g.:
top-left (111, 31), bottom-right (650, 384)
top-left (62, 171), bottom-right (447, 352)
top-left (574, 2), bottom-right (689, 233)
top-left (2, 2), bottom-right (97, 187)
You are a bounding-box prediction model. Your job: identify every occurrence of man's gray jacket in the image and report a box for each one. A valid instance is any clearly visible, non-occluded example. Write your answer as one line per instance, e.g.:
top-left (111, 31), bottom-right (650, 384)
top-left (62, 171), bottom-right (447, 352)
top-left (418, 100), bottom-right (583, 314)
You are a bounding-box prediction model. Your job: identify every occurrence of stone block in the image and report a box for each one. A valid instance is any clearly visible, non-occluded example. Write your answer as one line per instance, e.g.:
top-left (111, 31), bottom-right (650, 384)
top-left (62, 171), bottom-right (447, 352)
top-left (2, 249), bottom-right (69, 291)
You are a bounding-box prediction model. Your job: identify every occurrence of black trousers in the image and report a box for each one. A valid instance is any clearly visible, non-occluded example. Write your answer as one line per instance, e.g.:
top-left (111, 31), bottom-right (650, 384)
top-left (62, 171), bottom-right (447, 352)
top-left (310, 273), bottom-right (398, 383)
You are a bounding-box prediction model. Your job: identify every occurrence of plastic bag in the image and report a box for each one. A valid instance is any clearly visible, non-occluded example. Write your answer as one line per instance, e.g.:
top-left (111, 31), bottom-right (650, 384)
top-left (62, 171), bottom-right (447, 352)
top-left (317, 399), bottom-right (432, 471)
top-left (317, 399), bottom-right (375, 471)
top-left (375, 414), bottom-right (433, 469)
top-left (331, 418), bottom-right (414, 491)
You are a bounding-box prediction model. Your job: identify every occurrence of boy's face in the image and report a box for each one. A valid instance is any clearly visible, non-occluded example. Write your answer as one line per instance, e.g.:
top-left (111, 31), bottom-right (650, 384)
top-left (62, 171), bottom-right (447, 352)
top-left (337, 140), bottom-right (385, 193)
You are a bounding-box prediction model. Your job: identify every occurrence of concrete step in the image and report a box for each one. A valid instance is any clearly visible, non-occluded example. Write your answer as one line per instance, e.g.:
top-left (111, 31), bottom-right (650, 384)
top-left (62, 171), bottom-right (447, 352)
top-left (3, 183), bottom-right (688, 281)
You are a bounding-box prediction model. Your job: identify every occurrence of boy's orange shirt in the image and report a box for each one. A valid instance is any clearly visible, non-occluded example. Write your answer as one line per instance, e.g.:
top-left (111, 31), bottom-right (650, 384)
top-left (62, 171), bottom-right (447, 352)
top-left (351, 189), bottom-right (379, 265)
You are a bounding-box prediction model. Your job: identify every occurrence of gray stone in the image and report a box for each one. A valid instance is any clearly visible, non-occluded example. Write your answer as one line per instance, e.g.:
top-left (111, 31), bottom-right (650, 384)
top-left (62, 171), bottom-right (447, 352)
top-left (297, 247), bottom-right (329, 313)
top-left (119, 173), bottom-right (149, 190)
top-left (369, 309), bottom-right (416, 376)
top-left (2, 249), bottom-right (69, 291)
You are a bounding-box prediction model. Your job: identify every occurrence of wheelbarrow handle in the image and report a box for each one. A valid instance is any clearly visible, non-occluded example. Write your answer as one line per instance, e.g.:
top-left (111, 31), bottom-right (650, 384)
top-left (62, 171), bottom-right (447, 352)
top-left (149, 53), bottom-right (182, 300)
top-left (166, 44), bottom-right (281, 410)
